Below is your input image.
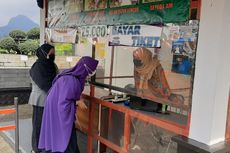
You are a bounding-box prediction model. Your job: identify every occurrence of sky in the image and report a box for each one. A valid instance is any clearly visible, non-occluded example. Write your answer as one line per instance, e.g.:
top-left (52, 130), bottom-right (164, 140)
top-left (0, 0), bottom-right (40, 26)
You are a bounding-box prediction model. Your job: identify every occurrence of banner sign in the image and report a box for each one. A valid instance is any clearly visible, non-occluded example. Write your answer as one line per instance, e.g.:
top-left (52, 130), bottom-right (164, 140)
top-left (80, 25), bottom-right (107, 38)
top-left (45, 28), bottom-right (78, 43)
top-left (109, 25), bottom-right (162, 47)
top-left (48, 0), bottom-right (189, 28)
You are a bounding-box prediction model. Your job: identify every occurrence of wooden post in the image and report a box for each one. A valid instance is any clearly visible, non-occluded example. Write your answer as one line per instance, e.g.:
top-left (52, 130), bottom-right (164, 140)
top-left (124, 113), bottom-right (131, 152)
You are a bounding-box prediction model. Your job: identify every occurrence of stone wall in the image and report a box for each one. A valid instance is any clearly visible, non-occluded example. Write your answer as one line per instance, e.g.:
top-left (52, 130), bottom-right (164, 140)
top-left (0, 54), bottom-right (81, 69)
top-left (0, 54), bottom-right (80, 105)
top-left (0, 68), bottom-right (31, 88)
top-left (0, 68), bottom-right (31, 105)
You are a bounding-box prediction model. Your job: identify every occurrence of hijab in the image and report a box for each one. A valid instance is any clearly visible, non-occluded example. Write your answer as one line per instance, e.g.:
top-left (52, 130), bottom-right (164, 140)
top-left (30, 44), bottom-right (58, 92)
top-left (53, 56), bottom-right (98, 92)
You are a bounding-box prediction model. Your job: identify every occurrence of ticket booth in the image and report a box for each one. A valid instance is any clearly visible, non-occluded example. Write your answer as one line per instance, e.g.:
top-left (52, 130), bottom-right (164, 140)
top-left (37, 0), bottom-right (230, 152)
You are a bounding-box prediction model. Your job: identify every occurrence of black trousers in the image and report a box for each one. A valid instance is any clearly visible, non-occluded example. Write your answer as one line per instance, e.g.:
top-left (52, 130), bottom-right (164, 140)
top-left (64, 125), bottom-right (81, 153)
top-left (32, 105), bottom-right (44, 153)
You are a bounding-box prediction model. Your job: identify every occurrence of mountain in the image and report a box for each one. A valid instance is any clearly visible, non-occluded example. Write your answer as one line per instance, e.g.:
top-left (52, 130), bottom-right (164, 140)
top-left (0, 15), bottom-right (39, 38)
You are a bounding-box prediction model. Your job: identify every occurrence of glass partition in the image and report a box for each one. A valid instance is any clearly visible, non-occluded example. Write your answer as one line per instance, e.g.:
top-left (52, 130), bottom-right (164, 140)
top-left (71, 21), bottom-right (199, 125)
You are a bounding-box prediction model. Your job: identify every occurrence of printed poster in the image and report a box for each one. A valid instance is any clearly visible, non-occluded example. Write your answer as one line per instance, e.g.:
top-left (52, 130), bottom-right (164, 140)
top-left (96, 43), bottom-right (106, 58)
top-left (110, 0), bottom-right (138, 8)
top-left (143, 0), bottom-right (163, 3)
top-left (45, 28), bottom-right (78, 43)
top-left (85, 0), bottom-right (107, 10)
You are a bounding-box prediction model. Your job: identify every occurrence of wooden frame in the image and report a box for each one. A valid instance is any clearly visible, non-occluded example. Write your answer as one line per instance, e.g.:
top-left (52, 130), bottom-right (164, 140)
top-left (83, 85), bottom-right (190, 153)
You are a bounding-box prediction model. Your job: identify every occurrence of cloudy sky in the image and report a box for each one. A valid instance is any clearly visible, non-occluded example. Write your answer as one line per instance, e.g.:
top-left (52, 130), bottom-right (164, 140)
top-left (0, 0), bottom-right (40, 26)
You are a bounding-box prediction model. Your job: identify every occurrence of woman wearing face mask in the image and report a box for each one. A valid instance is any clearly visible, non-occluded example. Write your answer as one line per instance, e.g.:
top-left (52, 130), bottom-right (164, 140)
top-left (39, 56), bottom-right (98, 153)
top-left (29, 43), bottom-right (58, 153)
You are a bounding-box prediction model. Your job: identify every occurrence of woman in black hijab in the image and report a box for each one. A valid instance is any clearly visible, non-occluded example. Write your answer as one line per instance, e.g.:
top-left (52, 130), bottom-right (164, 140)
top-left (29, 43), bottom-right (58, 153)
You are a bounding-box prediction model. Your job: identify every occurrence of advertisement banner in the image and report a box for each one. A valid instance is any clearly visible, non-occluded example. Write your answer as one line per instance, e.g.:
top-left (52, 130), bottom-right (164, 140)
top-left (45, 28), bottom-right (78, 43)
top-left (109, 25), bottom-right (162, 48)
top-left (48, 0), bottom-right (189, 28)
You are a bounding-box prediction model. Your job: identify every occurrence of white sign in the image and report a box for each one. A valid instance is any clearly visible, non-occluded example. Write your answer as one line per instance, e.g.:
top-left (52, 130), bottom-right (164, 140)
top-left (20, 55), bottom-right (28, 61)
top-left (45, 28), bottom-right (78, 43)
top-left (80, 25), bottom-right (107, 38)
top-left (109, 25), bottom-right (162, 48)
top-left (66, 56), bottom-right (73, 62)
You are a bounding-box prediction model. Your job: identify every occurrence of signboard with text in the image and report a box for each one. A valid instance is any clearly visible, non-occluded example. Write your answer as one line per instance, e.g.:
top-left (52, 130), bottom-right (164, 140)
top-left (80, 25), bottom-right (107, 38)
top-left (48, 0), bottom-right (189, 28)
top-left (109, 25), bottom-right (162, 48)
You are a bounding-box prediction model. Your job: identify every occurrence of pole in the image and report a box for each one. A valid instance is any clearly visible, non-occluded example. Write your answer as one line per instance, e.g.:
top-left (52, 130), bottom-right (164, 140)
top-left (109, 46), bottom-right (115, 94)
top-left (14, 97), bottom-right (19, 153)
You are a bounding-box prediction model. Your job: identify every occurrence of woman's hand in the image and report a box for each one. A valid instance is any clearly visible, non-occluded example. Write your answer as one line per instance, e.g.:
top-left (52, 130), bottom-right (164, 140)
top-left (76, 99), bottom-right (88, 110)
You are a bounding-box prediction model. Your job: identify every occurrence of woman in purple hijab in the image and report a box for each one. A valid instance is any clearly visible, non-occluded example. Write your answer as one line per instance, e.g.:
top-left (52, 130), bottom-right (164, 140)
top-left (39, 56), bottom-right (98, 153)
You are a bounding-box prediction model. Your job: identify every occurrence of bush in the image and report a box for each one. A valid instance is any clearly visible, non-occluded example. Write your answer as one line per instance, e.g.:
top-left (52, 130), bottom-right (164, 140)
top-left (27, 28), bottom-right (40, 40)
top-left (0, 37), bottom-right (18, 53)
top-left (0, 49), bottom-right (8, 54)
top-left (9, 30), bottom-right (26, 42)
top-left (18, 40), bottom-right (39, 55)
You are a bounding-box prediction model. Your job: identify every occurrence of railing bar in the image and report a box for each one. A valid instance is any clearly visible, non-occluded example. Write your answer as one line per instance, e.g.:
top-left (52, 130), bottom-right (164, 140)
top-left (0, 125), bottom-right (16, 131)
top-left (0, 108), bottom-right (16, 115)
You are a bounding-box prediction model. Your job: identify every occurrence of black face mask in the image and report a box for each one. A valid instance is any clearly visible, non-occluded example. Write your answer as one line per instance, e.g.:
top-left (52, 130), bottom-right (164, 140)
top-left (133, 59), bottom-right (142, 67)
top-left (48, 54), bottom-right (55, 62)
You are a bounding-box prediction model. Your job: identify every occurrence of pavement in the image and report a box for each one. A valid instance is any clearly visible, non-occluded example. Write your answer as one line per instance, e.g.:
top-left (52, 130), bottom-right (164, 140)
top-left (0, 118), bottom-right (32, 153)
top-left (0, 104), bottom-right (92, 153)
top-left (0, 118), bottom-right (92, 153)
top-left (0, 104), bottom-right (32, 153)
top-left (0, 134), bottom-right (14, 153)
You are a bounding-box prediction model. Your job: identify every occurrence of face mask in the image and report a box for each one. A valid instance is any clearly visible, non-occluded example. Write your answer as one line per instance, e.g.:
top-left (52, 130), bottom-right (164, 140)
top-left (133, 59), bottom-right (142, 67)
top-left (88, 70), bottom-right (96, 77)
top-left (84, 64), bottom-right (96, 77)
top-left (41, 49), bottom-right (54, 61)
top-left (48, 54), bottom-right (55, 61)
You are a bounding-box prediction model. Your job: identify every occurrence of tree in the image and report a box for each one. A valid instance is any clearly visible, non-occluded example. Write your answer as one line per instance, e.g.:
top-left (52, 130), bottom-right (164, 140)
top-left (0, 37), bottom-right (18, 53)
top-left (9, 30), bottom-right (26, 42)
top-left (18, 40), bottom-right (39, 55)
top-left (27, 28), bottom-right (40, 40)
